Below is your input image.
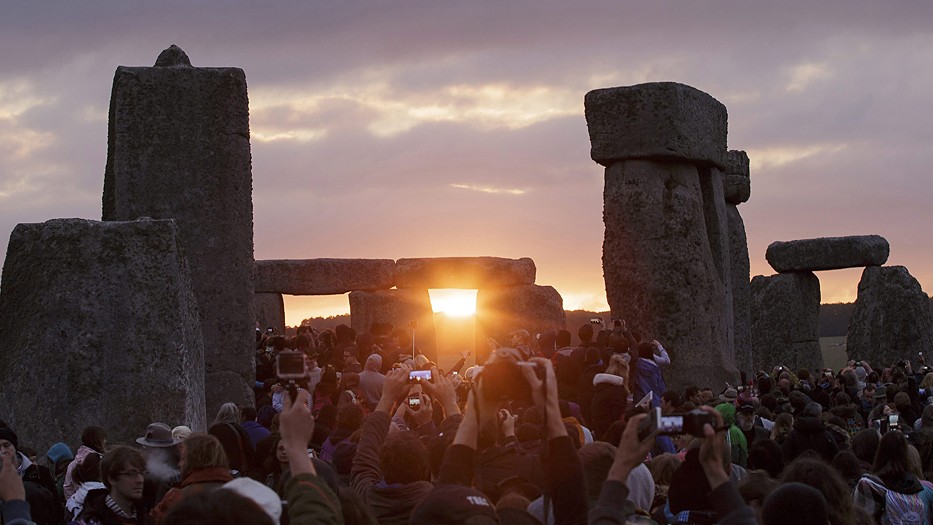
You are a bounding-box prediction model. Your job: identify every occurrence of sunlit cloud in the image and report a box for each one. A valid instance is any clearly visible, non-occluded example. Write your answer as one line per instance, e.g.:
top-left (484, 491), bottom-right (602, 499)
top-left (450, 183), bottom-right (526, 195)
top-left (0, 128), bottom-right (57, 159)
top-left (747, 143), bottom-right (848, 171)
top-left (785, 61), bottom-right (832, 92)
top-left (0, 79), bottom-right (57, 120)
top-left (252, 128), bottom-right (328, 143)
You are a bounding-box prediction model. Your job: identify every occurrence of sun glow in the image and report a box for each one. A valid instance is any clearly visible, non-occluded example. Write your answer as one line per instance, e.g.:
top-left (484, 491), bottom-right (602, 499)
top-left (429, 289), bottom-right (477, 317)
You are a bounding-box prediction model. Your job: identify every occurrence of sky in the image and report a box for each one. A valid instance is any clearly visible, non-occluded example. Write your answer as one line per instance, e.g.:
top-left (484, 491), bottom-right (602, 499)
top-left (2, 1), bottom-right (932, 326)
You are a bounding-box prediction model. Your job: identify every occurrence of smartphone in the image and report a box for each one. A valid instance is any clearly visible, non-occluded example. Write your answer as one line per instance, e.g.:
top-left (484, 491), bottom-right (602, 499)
top-left (889, 414), bottom-right (900, 429)
top-left (409, 370), bottom-right (433, 383)
top-left (276, 352), bottom-right (308, 379)
top-left (638, 407), bottom-right (660, 441)
top-left (590, 318), bottom-right (603, 324)
top-left (407, 395), bottom-right (421, 411)
top-left (635, 391), bottom-right (653, 409)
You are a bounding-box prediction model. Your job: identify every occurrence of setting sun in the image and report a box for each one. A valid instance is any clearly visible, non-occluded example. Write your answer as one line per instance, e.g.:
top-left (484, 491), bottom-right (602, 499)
top-left (429, 289), bottom-right (478, 317)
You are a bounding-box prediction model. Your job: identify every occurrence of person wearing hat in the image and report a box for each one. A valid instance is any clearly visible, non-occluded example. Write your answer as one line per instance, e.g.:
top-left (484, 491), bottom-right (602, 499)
top-left (735, 401), bottom-right (769, 448)
top-left (136, 422), bottom-right (182, 510)
top-left (0, 426), bottom-right (62, 524)
top-left (0, 451), bottom-right (34, 525)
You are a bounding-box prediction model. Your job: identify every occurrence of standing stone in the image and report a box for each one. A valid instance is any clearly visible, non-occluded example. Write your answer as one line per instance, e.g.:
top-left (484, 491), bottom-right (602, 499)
top-left (766, 235), bottom-right (889, 273)
top-left (0, 219), bottom-right (205, 453)
top-left (723, 150), bottom-right (751, 205)
top-left (847, 266), bottom-right (933, 367)
top-left (102, 46), bottom-right (254, 411)
top-left (585, 82), bottom-right (737, 390)
top-left (395, 257), bottom-right (536, 289)
top-left (349, 289), bottom-right (437, 362)
top-left (255, 293), bottom-right (285, 336)
top-left (729, 206), bottom-right (752, 374)
top-left (475, 285), bottom-right (565, 364)
top-left (750, 273), bottom-right (822, 372)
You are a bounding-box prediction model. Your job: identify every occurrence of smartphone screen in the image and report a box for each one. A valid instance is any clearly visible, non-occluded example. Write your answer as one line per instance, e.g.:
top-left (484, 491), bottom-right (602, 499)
top-left (407, 395), bottom-right (421, 410)
top-left (659, 415), bottom-right (684, 434)
top-left (409, 370), bottom-right (433, 383)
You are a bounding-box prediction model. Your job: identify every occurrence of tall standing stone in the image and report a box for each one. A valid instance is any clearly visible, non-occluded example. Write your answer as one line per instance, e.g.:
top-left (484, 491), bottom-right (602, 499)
top-left (847, 266), bottom-right (933, 366)
top-left (475, 285), bottom-right (566, 364)
top-left (750, 273), bottom-right (822, 372)
top-left (724, 150), bottom-right (752, 374)
top-left (102, 46), bottom-right (254, 411)
top-left (348, 289), bottom-right (437, 362)
top-left (255, 293), bottom-right (285, 336)
top-left (585, 82), bottom-right (737, 388)
top-left (0, 219), bottom-right (205, 453)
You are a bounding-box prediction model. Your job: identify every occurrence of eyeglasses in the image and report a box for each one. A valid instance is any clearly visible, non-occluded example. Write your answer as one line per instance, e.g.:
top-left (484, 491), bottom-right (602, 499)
top-left (116, 470), bottom-right (147, 478)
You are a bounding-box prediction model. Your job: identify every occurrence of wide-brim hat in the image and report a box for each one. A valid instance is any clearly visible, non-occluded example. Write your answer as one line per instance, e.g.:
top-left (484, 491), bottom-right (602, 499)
top-left (720, 387), bottom-right (738, 403)
top-left (136, 422), bottom-right (181, 447)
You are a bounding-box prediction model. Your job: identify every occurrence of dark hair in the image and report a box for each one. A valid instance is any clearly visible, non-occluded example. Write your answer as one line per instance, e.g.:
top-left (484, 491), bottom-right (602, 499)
top-left (81, 426), bottom-right (107, 453)
top-left (101, 446), bottom-right (145, 490)
top-left (873, 430), bottom-right (912, 487)
top-left (516, 423), bottom-right (541, 443)
top-left (748, 439), bottom-right (784, 478)
top-left (270, 336), bottom-right (287, 352)
top-left (181, 433), bottom-right (229, 477)
top-left (637, 342), bottom-right (654, 360)
top-left (208, 424), bottom-right (249, 473)
top-left (335, 404), bottom-right (364, 433)
top-left (684, 385), bottom-right (699, 400)
top-left (162, 488), bottom-right (273, 525)
top-left (830, 450), bottom-right (863, 489)
top-left (661, 391), bottom-right (681, 408)
top-left (584, 347), bottom-right (601, 366)
top-left (240, 406), bottom-right (257, 423)
top-left (578, 324), bottom-right (594, 344)
top-left (736, 470), bottom-right (778, 509)
top-left (380, 431), bottom-right (429, 484)
top-left (781, 457), bottom-right (856, 525)
top-left (556, 330), bottom-right (572, 348)
top-left (851, 429), bottom-right (880, 466)
top-left (75, 452), bottom-right (103, 483)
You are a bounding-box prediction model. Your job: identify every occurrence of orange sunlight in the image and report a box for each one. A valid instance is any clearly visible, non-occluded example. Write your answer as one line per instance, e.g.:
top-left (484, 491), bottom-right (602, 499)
top-left (429, 289), bottom-right (478, 317)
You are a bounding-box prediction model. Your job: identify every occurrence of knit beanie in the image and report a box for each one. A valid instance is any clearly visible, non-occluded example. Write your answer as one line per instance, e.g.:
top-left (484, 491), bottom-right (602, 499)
top-left (0, 427), bottom-right (18, 449)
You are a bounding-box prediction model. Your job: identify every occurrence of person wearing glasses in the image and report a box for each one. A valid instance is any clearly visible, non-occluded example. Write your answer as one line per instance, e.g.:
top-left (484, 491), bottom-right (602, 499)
top-left (74, 446), bottom-right (149, 525)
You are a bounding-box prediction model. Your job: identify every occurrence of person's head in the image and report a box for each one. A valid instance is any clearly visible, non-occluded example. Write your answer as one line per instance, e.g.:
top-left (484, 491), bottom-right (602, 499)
top-left (700, 388), bottom-right (715, 404)
top-left (921, 373), bottom-right (933, 390)
top-left (761, 482), bottom-right (829, 525)
top-left (162, 488), bottom-right (274, 525)
top-left (736, 471), bottom-right (779, 521)
top-left (577, 442), bottom-right (616, 501)
top-left (861, 384), bottom-right (876, 402)
top-left (851, 428), bottom-right (880, 466)
top-left (832, 392), bottom-right (852, 408)
top-left (747, 439), bottom-right (784, 478)
top-left (736, 405), bottom-right (756, 431)
top-left (684, 385), bottom-right (701, 405)
top-left (380, 431), bottom-right (429, 484)
top-left (831, 450), bottom-right (864, 488)
top-left (661, 391), bottom-right (681, 413)
top-left (894, 392), bottom-right (911, 413)
top-left (81, 426), bottom-right (107, 453)
top-left (180, 433), bottom-right (229, 477)
top-left (0, 427), bottom-right (18, 462)
top-left (101, 446), bottom-right (146, 502)
top-left (605, 354), bottom-right (629, 379)
top-left (75, 451), bottom-right (103, 484)
top-left (649, 452), bottom-right (682, 486)
top-left (335, 324), bottom-right (356, 344)
top-left (578, 324), bottom-right (594, 344)
top-left (335, 403), bottom-right (364, 433)
top-left (214, 403), bottom-right (241, 425)
top-left (509, 329), bottom-right (530, 347)
top-left (273, 436), bottom-right (288, 465)
top-left (873, 430), bottom-right (911, 485)
top-left (208, 423), bottom-right (247, 473)
top-left (637, 342), bottom-right (654, 360)
top-left (802, 402), bottom-right (822, 419)
top-left (781, 457), bottom-right (855, 525)
top-left (584, 347), bottom-right (601, 366)
top-left (240, 406), bottom-right (257, 423)
top-left (771, 413), bottom-right (794, 441)
top-left (556, 330), bottom-right (572, 348)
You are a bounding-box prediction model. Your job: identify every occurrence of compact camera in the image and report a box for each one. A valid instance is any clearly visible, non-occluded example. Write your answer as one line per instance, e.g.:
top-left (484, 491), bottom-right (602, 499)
top-left (638, 408), bottom-right (715, 441)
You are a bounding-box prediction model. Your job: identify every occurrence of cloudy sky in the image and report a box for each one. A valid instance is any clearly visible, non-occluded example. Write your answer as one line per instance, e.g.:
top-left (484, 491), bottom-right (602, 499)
top-left (2, 2), bottom-right (932, 325)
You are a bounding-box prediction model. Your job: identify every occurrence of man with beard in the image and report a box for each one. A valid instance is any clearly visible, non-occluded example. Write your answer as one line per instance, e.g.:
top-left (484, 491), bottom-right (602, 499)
top-left (75, 446), bottom-right (148, 525)
top-left (736, 402), bottom-right (769, 447)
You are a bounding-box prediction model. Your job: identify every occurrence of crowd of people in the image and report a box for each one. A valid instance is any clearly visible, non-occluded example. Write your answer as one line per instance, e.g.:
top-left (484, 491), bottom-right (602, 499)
top-left (3, 318), bottom-right (933, 524)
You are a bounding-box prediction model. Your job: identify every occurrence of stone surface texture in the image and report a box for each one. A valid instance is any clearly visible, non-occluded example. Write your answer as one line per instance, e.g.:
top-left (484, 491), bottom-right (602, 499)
top-left (585, 82), bottom-right (728, 169)
top-left (728, 206), bottom-right (752, 374)
top-left (395, 257), bottom-right (536, 289)
top-left (0, 219), bottom-right (205, 453)
top-left (847, 266), bottom-right (933, 367)
top-left (601, 160), bottom-right (736, 389)
top-left (102, 48), bottom-right (254, 412)
top-left (349, 289), bottom-right (437, 362)
top-left (254, 259), bottom-right (395, 295)
top-left (255, 293), bottom-right (286, 336)
top-left (766, 235), bottom-right (889, 273)
top-left (475, 284), bottom-right (566, 363)
top-left (722, 150), bottom-right (751, 205)
top-left (750, 273), bottom-right (822, 372)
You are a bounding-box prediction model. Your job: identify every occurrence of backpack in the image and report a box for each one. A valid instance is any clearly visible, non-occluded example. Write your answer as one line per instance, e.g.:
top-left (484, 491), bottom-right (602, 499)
top-left (859, 475), bottom-right (928, 525)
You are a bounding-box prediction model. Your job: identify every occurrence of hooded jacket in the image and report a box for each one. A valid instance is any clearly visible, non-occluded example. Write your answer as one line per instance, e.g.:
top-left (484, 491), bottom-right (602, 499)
top-left (358, 354), bottom-right (385, 407)
top-left (781, 416), bottom-right (839, 464)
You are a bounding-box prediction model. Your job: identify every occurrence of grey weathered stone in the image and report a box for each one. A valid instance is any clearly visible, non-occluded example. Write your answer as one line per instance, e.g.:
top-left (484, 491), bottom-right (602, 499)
top-left (255, 293), bottom-right (285, 335)
top-left (601, 160), bottom-right (736, 389)
top-left (154, 44), bottom-right (192, 67)
top-left (395, 257), bottom-right (536, 289)
top-left (102, 47), bottom-right (254, 412)
top-left (475, 284), bottom-right (565, 363)
top-left (0, 218), bottom-right (205, 453)
top-left (701, 168), bottom-right (735, 367)
top-left (254, 259), bottom-right (395, 295)
top-left (349, 289), bottom-right (437, 362)
top-left (766, 235), bottom-right (889, 273)
top-left (722, 150), bottom-right (751, 205)
top-left (847, 266), bottom-right (933, 367)
top-left (584, 82), bottom-right (728, 169)
top-left (728, 206), bottom-right (752, 374)
top-left (750, 273), bottom-right (822, 372)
